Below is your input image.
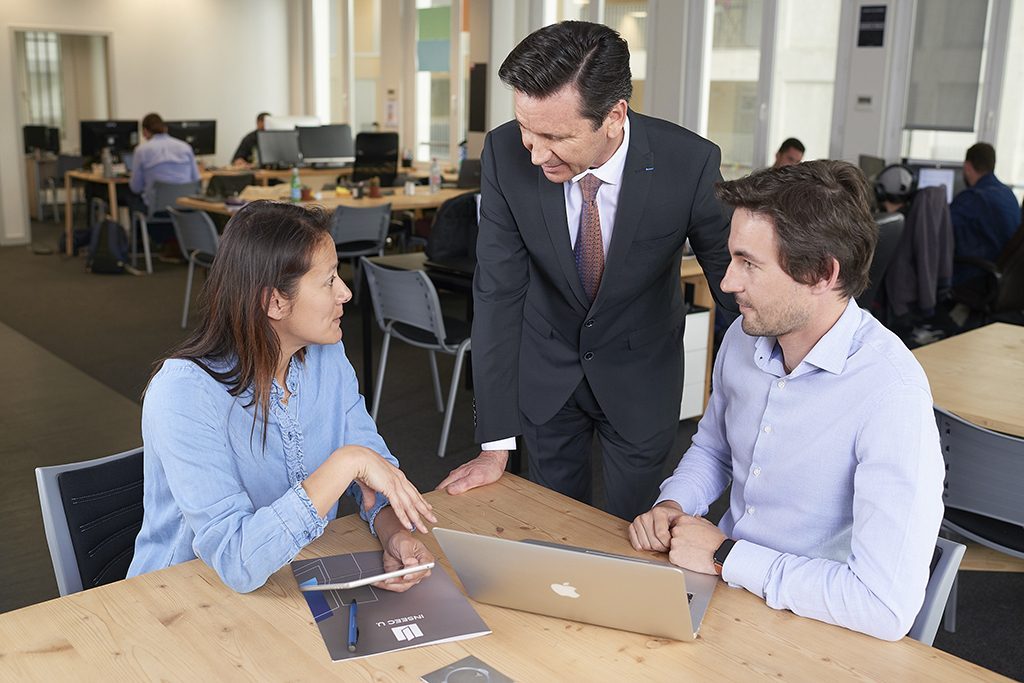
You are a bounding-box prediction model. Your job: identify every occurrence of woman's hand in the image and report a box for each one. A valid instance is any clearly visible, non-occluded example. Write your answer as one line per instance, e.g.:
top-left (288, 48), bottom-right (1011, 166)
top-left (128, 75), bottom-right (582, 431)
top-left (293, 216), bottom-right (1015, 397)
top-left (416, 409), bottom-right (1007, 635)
top-left (374, 510), bottom-right (436, 593)
top-left (346, 446), bottom-right (437, 533)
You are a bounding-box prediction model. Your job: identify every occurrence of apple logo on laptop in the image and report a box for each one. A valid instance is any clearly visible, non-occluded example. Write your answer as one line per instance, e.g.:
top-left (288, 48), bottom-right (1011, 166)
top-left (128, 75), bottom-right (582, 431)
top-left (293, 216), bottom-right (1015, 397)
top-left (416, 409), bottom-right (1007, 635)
top-left (550, 582), bottom-right (580, 599)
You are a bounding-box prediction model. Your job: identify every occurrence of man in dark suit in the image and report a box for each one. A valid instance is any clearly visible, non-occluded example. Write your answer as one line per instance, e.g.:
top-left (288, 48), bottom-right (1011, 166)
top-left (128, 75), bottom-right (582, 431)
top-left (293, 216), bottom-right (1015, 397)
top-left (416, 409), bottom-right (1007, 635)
top-left (437, 21), bottom-right (734, 520)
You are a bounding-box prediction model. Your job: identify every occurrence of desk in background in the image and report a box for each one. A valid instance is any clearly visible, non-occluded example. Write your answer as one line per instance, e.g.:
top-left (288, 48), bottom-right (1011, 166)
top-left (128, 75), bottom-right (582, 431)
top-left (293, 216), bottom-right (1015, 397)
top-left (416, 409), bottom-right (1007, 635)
top-left (0, 475), bottom-right (1004, 681)
top-left (912, 323), bottom-right (1024, 438)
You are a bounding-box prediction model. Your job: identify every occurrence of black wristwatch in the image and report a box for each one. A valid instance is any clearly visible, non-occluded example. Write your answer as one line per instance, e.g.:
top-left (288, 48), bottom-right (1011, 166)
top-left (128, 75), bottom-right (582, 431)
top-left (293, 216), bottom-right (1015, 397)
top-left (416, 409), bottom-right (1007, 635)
top-left (713, 538), bottom-right (736, 576)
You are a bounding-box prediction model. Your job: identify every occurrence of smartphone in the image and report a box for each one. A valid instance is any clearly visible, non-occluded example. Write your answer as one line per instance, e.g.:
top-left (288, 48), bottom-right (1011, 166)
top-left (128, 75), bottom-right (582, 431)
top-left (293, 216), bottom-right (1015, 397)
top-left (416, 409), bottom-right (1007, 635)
top-left (298, 562), bottom-right (435, 592)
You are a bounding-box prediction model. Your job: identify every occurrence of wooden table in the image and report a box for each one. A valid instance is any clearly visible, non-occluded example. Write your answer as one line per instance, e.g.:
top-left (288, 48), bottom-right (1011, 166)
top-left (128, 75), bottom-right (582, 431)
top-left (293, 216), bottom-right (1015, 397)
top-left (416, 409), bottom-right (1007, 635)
top-left (913, 323), bottom-right (1024, 438)
top-left (62, 169), bottom-right (131, 255)
top-left (0, 475), bottom-right (1004, 681)
top-left (177, 186), bottom-right (472, 220)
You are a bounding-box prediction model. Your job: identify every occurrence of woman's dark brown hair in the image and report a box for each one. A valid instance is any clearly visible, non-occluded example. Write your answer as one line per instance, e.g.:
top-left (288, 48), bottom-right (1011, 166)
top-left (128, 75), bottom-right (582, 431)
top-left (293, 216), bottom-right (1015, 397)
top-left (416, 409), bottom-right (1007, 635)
top-left (157, 201), bottom-right (332, 442)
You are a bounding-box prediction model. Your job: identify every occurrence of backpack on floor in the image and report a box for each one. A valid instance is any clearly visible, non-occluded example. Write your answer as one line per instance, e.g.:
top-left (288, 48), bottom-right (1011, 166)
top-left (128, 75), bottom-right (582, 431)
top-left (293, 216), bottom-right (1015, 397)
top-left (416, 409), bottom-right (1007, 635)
top-left (87, 219), bottom-right (129, 274)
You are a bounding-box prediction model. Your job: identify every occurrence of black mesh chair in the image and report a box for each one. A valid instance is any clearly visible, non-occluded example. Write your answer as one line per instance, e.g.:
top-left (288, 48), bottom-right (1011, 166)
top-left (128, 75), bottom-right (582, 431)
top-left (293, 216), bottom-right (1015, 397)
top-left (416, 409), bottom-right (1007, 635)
top-left (35, 447), bottom-right (145, 596)
top-left (352, 132), bottom-right (399, 186)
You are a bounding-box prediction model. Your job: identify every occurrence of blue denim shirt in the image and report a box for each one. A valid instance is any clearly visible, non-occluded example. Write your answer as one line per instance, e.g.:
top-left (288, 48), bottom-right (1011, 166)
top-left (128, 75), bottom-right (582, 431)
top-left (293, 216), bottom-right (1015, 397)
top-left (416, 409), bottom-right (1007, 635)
top-left (127, 341), bottom-right (392, 592)
top-left (657, 299), bottom-right (944, 640)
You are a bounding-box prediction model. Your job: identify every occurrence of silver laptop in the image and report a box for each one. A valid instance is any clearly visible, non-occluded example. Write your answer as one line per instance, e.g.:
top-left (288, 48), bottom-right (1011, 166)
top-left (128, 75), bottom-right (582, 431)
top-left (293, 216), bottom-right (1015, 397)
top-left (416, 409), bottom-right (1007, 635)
top-left (432, 527), bottom-right (717, 641)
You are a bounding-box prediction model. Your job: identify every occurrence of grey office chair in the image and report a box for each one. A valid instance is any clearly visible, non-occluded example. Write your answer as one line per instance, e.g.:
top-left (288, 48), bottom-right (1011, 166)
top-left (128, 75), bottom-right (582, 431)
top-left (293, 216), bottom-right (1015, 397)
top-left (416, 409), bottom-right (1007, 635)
top-left (47, 154), bottom-right (85, 223)
top-left (129, 180), bottom-right (202, 274)
top-left (934, 406), bottom-right (1024, 632)
top-left (35, 447), bottom-right (145, 596)
top-left (330, 203), bottom-right (391, 302)
top-left (908, 536), bottom-right (965, 646)
top-left (361, 257), bottom-right (471, 458)
top-left (168, 207), bottom-right (220, 328)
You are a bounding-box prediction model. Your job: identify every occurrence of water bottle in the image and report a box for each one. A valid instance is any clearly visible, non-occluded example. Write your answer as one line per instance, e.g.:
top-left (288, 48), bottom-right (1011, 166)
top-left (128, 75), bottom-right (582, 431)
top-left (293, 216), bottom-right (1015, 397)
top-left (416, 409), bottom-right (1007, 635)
top-left (290, 167), bottom-right (302, 202)
top-left (429, 157), bottom-right (441, 194)
top-left (101, 147), bottom-right (114, 178)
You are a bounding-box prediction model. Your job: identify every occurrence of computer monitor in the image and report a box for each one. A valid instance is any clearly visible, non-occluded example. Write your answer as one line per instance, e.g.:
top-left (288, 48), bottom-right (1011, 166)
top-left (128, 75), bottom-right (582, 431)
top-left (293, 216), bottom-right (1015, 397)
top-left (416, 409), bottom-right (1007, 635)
top-left (297, 124), bottom-right (354, 165)
top-left (166, 120), bottom-right (217, 155)
top-left (858, 154), bottom-right (887, 183)
top-left (257, 130), bottom-right (301, 168)
top-left (23, 125), bottom-right (60, 154)
top-left (903, 159), bottom-right (966, 204)
top-left (80, 120), bottom-right (139, 158)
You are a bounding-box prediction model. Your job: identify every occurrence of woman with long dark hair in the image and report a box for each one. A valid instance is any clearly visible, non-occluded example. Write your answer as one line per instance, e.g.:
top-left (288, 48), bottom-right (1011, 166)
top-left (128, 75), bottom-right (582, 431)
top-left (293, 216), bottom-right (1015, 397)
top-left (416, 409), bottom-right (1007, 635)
top-left (128, 201), bottom-right (436, 593)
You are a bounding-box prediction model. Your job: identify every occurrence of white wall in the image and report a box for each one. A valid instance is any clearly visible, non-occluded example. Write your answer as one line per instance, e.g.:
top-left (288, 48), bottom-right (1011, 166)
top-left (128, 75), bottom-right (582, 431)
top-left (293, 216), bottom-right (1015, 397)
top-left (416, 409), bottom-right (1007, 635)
top-left (0, 0), bottom-right (292, 245)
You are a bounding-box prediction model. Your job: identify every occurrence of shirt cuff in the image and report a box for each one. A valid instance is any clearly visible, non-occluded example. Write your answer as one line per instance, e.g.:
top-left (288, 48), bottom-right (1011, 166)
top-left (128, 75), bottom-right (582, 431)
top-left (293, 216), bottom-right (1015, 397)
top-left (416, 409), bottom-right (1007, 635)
top-left (352, 483), bottom-right (389, 537)
top-left (272, 482), bottom-right (329, 548)
top-left (482, 437), bottom-right (517, 451)
top-left (720, 538), bottom-right (781, 598)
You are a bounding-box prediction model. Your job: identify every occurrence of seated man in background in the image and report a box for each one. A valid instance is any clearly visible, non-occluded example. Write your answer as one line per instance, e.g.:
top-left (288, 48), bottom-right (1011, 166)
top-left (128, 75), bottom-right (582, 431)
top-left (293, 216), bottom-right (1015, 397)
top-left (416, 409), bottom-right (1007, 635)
top-left (629, 160), bottom-right (944, 641)
top-left (129, 112), bottom-right (200, 210)
top-left (232, 111), bottom-right (270, 167)
top-left (772, 137), bottom-right (804, 168)
top-left (950, 142), bottom-right (1020, 285)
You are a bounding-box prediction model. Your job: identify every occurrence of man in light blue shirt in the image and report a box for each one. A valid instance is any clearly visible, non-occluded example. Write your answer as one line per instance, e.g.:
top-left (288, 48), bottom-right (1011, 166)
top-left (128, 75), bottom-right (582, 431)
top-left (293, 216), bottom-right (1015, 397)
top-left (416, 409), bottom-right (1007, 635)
top-left (629, 160), bottom-right (945, 641)
top-left (128, 112), bottom-right (200, 210)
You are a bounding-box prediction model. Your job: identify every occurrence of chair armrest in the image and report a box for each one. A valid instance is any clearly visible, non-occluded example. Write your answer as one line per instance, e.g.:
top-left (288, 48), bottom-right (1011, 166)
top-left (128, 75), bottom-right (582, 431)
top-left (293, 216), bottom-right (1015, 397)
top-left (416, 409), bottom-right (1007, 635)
top-left (953, 255), bottom-right (1001, 278)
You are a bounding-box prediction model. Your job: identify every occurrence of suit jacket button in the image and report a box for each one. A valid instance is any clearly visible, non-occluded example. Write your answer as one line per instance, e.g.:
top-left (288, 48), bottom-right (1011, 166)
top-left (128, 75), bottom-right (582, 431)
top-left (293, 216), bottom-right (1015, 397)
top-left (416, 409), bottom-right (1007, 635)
top-left (585, 319), bottom-right (595, 328)
top-left (583, 352), bottom-right (594, 361)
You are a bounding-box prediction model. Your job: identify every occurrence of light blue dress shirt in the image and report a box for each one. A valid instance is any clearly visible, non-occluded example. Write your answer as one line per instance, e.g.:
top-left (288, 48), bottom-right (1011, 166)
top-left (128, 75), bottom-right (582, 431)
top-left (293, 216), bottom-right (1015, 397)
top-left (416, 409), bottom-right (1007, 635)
top-left (128, 341), bottom-right (392, 593)
top-left (657, 299), bottom-right (944, 640)
top-left (128, 133), bottom-right (200, 207)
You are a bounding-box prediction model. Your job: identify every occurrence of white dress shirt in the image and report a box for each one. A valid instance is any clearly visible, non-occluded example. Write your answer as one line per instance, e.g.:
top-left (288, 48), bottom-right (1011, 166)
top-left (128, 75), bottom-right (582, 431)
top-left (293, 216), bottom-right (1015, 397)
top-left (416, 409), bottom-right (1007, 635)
top-left (657, 299), bottom-right (945, 640)
top-left (482, 119), bottom-right (631, 452)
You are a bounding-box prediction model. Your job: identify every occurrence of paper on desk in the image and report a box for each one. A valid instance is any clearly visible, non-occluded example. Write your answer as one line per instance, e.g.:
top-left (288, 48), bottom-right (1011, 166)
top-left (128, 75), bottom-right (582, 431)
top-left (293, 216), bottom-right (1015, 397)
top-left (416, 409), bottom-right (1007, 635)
top-left (292, 551), bottom-right (490, 662)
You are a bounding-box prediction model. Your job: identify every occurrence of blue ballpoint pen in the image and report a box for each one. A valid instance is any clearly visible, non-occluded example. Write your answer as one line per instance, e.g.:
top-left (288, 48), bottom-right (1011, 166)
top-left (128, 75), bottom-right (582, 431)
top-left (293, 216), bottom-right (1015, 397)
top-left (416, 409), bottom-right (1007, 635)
top-left (347, 599), bottom-right (359, 652)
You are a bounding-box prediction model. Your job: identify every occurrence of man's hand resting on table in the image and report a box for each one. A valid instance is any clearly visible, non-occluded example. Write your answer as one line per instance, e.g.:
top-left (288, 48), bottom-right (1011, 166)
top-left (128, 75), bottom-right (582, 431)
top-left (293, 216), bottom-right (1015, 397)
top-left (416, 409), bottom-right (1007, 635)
top-left (436, 450), bottom-right (508, 494)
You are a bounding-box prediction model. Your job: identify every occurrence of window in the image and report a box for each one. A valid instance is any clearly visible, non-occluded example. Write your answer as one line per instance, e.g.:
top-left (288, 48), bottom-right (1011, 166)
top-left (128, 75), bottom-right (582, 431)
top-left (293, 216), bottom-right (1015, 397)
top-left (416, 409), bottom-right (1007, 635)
top-left (415, 0), bottom-right (453, 161)
top-left (20, 31), bottom-right (64, 131)
top-left (995, 0), bottom-right (1024, 200)
top-left (605, 0), bottom-right (648, 113)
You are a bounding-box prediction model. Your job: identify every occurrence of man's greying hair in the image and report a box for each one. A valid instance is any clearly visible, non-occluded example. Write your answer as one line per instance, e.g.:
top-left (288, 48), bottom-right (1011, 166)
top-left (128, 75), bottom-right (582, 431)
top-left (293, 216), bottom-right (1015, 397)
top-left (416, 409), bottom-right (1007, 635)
top-left (498, 21), bottom-right (632, 130)
top-left (965, 142), bottom-right (996, 175)
top-left (716, 160), bottom-right (878, 299)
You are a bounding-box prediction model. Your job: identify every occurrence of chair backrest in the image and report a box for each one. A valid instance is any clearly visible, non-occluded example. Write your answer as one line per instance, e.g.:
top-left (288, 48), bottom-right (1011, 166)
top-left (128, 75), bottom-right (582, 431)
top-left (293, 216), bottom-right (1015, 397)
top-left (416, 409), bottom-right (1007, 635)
top-left (361, 258), bottom-right (450, 349)
top-left (425, 192), bottom-right (480, 263)
top-left (883, 186), bottom-right (954, 316)
top-left (857, 212), bottom-right (905, 310)
top-left (35, 447), bottom-right (145, 596)
top-left (992, 222), bottom-right (1024, 312)
top-left (936, 406), bottom-right (1024, 528)
top-left (168, 207), bottom-right (220, 260)
top-left (150, 180), bottom-right (202, 219)
top-left (352, 132), bottom-right (399, 186)
top-left (329, 203), bottom-right (391, 251)
top-left (908, 536), bottom-right (966, 646)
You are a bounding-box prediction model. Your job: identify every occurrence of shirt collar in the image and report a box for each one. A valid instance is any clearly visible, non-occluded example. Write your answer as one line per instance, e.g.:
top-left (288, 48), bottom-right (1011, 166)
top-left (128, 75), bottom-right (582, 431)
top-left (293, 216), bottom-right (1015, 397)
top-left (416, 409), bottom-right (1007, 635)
top-left (753, 298), bottom-right (863, 377)
top-left (570, 114), bottom-right (630, 188)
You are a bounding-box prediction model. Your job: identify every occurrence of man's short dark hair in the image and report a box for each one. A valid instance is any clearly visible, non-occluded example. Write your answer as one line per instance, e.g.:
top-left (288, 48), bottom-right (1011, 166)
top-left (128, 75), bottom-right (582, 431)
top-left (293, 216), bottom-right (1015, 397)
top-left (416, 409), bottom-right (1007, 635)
top-left (141, 113), bottom-right (166, 135)
top-left (965, 142), bottom-right (996, 175)
top-left (498, 21), bottom-right (632, 130)
top-left (716, 160), bottom-right (878, 299)
top-left (777, 137), bottom-right (805, 155)
top-left (257, 112), bottom-right (271, 124)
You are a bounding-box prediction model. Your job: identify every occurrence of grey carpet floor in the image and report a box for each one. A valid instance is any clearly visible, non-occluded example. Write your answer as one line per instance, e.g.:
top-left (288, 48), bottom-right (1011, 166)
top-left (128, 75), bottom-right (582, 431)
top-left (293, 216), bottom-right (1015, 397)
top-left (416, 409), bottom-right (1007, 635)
top-left (0, 220), bottom-right (1020, 680)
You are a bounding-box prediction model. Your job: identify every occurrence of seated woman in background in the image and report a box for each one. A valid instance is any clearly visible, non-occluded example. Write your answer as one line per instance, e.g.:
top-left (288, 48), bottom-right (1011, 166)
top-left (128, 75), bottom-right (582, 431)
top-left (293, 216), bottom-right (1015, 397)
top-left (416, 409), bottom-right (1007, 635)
top-left (128, 201), bottom-right (436, 593)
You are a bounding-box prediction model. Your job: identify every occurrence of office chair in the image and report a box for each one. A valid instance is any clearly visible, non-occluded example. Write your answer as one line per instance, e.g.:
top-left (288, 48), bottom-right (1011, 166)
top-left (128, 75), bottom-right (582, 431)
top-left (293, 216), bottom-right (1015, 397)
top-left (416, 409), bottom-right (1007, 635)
top-left (352, 132), bottom-right (399, 187)
top-left (207, 172), bottom-right (255, 199)
top-left (934, 407), bottom-right (1024, 632)
top-left (908, 537), bottom-right (965, 646)
top-left (47, 154), bottom-right (86, 223)
top-left (129, 181), bottom-right (202, 274)
top-left (857, 212), bottom-right (905, 313)
top-left (35, 447), bottom-right (145, 596)
top-left (950, 221), bottom-right (1024, 324)
top-left (168, 207), bottom-right (220, 328)
top-left (329, 203), bottom-right (391, 302)
top-left (361, 258), bottom-right (471, 458)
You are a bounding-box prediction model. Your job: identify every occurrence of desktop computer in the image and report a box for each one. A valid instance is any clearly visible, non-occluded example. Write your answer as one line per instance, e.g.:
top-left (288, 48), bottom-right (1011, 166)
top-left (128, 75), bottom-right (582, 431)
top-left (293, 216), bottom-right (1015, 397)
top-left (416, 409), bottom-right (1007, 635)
top-left (166, 120), bottom-right (217, 156)
top-left (257, 130), bottom-right (302, 168)
top-left (23, 125), bottom-right (60, 154)
top-left (80, 120), bottom-right (139, 159)
top-left (297, 124), bottom-right (354, 166)
top-left (902, 158), bottom-right (965, 204)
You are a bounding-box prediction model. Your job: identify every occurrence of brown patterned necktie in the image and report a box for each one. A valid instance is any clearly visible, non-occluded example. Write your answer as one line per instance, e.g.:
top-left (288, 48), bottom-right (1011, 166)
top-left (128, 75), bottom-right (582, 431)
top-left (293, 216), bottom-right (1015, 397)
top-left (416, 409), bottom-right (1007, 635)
top-left (574, 173), bottom-right (604, 303)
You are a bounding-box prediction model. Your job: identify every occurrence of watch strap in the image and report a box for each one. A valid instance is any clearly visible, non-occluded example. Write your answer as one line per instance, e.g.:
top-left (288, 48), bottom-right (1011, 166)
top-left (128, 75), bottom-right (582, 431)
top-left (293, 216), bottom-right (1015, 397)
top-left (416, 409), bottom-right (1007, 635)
top-left (713, 538), bottom-right (736, 575)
